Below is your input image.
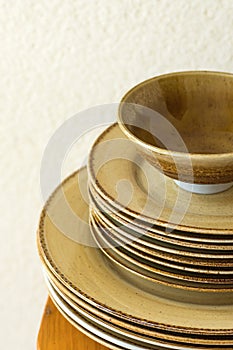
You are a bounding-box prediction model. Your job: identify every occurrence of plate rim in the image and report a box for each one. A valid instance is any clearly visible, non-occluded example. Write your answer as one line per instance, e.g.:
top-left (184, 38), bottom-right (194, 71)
top-left (88, 123), bottom-right (233, 234)
top-left (37, 167), bottom-right (233, 333)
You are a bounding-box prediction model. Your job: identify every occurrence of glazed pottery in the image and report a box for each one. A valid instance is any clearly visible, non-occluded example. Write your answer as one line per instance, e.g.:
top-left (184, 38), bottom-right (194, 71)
top-left (37, 72), bottom-right (233, 349)
top-left (37, 167), bottom-right (233, 317)
top-left (89, 184), bottom-right (233, 243)
top-left (88, 123), bottom-right (233, 234)
top-left (44, 271), bottom-right (233, 348)
top-left (118, 71), bottom-right (233, 194)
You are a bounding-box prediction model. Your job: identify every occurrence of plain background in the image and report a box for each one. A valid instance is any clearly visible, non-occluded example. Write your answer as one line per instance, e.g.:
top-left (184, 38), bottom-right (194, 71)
top-left (1, 0), bottom-right (233, 348)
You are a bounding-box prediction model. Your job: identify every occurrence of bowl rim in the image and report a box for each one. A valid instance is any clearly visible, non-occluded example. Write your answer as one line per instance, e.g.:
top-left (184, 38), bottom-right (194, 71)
top-left (118, 70), bottom-right (233, 158)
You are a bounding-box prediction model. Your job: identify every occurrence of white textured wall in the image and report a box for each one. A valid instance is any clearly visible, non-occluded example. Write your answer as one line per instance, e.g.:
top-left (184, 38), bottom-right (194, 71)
top-left (1, 0), bottom-right (233, 348)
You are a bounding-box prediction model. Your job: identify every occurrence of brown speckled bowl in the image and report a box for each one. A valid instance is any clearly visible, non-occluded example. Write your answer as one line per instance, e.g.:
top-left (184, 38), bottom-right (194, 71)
top-left (118, 71), bottom-right (233, 194)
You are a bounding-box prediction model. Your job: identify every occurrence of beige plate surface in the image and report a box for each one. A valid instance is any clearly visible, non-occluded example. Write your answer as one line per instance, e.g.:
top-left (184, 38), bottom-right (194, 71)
top-left (45, 271), bottom-right (233, 347)
top-left (88, 124), bottom-right (233, 234)
top-left (89, 199), bottom-right (233, 269)
top-left (37, 167), bottom-right (233, 332)
top-left (91, 210), bottom-right (233, 275)
top-left (90, 204), bottom-right (233, 256)
top-left (90, 216), bottom-right (233, 288)
top-left (89, 184), bottom-right (233, 244)
top-left (42, 260), bottom-right (233, 339)
top-left (47, 284), bottom-right (128, 350)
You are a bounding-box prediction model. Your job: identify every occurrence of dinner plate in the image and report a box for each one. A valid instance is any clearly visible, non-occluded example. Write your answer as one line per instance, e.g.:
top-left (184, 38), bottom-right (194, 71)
top-left (90, 194), bottom-right (233, 251)
top-left (42, 261), bottom-right (233, 339)
top-left (89, 185), bottom-right (233, 243)
top-left (45, 278), bottom-right (131, 350)
top-left (91, 210), bottom-right (233, 275)
top-left (44, 271), bottom-right (233, 348)
top-left (90, 217), bottom-right (233, 289)
top-left (37, 166), bottom-right (233, 326)
top-left (88, 123), bottom-right (233, 234)
top-left (91, 206), bottom-right (233, 256)
top-left (46, 278), bottom-right (220, 350)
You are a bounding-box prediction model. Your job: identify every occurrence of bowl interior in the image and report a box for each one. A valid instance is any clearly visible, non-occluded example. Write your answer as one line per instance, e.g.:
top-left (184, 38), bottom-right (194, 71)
top-left (119, 72), bottom-right (233, 154)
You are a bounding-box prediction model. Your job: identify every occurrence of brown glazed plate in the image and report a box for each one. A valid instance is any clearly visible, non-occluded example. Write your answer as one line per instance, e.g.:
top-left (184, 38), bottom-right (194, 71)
top-left (90, 209), bottom-right (233, 274)
top-left (37, 167), bottom-right (233, 332)
top-left (89, 208), bottom-right (233, 270)
top-left (42, 261), bottom-right (233, 340)
top-left (89, 183), bottom-right (233, 243)
top-left (44, 270), bottom-right (233, 348)
top-left (88, 124), bottom-right (233, 234)
top-left (90, 216), bottom-right (233, 287)
top-left (90, 203), bottom-right (233, 253)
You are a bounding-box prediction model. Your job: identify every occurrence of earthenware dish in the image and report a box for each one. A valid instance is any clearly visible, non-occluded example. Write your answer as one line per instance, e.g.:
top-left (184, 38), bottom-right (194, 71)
top-left (45, 277), bottom-right (131, 350)
top-left (91, 204), bottom-right (233, 251)
top-left (89, 206), bottom-right (233, 270)
top-left (88, 124), bottom-right (233, 234)
top-left (44, 271), bottom-right (233, 348)
top-left (43, 262), bottom-right (233, 339)
top-left (90, 216), bottom-right (233, 288)
top-left (37, 167), bottom-right (233, 317)
top-left (89, 185), bottom-right (233, 243)
top-left (90, 209), bottom-right (233, 275)
top-left (118, 71), bottom-right (233, 194)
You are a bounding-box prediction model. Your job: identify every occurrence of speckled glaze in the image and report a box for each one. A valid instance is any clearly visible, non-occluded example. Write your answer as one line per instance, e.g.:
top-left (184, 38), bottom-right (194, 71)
top-left (90, 210), bottom-right (233, 299)
top-left (43, 265), bottom-right (233, 340)
top-left (44, 271), bottom-right (233, 348)
top-left (90, 204), bottom-right (233, 253)
top-left (88, 184), bottom-right (233, 244)
top-left (118, 71), bottom-right (233, 188)
top-left (88, 123), bottom-right (233, 234)
top-left (37, 167), bottom-right (233, 335)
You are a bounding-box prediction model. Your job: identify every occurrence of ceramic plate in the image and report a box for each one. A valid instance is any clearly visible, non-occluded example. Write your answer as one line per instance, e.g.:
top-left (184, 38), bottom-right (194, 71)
top-left (37, 167), bottom-right (233, 330)
top-left (90, 217), bottom-right (233, 289)
top-left (89, 201), bottom-right (233, 268)
top-left (89, 184), bottom-right (233, 243)
top-left (92, 206), bottom-right (233, 255)
top-left (45, 279), bottom-right (130, 350)
top-left (88, 124), bottom-right (233, 234)
top-left (42, 259), bottom-right (233, 339)
top-left (44, 271), bottom-right (233, 347)
top-left (91, 210), bottom-right (233, 275)
top-left (91, 206), bottom-right (233, 256)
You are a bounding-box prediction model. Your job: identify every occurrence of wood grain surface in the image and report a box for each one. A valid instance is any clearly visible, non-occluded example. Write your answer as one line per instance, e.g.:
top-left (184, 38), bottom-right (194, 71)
top-left (37, 297), bottom-right (109, 350)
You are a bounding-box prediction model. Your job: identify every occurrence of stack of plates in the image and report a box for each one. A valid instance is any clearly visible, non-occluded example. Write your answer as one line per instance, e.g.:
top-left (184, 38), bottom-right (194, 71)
top-left (88, 124), bottom-right (233, 302)
top-left (37, 123), bottom-right (233, 349)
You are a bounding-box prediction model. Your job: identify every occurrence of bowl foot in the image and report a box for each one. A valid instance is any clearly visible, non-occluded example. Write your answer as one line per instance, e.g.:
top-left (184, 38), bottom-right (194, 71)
top-left (174, 180), bottom-right (233, 194)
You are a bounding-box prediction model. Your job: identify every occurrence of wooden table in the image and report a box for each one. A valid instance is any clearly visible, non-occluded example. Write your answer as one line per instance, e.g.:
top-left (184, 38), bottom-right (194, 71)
top-left (37, 297), bottom-right (109, 350)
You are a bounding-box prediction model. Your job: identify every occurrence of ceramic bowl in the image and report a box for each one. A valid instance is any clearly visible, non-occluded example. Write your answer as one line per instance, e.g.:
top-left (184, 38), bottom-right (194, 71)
top-left (118, 71), bottom-right (233, 194)
top-left (88, 123), bottom-right (233, 233)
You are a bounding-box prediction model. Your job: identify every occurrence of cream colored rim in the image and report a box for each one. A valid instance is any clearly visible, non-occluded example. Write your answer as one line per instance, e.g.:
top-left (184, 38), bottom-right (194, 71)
top-left (89, 184), bottom-right (233, 244)
top-left (37, 167), bottom-right (233, 332)
top-left (88, 124), bottom-right (233, 234)
top-left (45, 272), bottom-right (233, 347)
top-left (41, 255), bottom-right (233, 338)
top-left (91, 209), bottom-right (233, 275)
